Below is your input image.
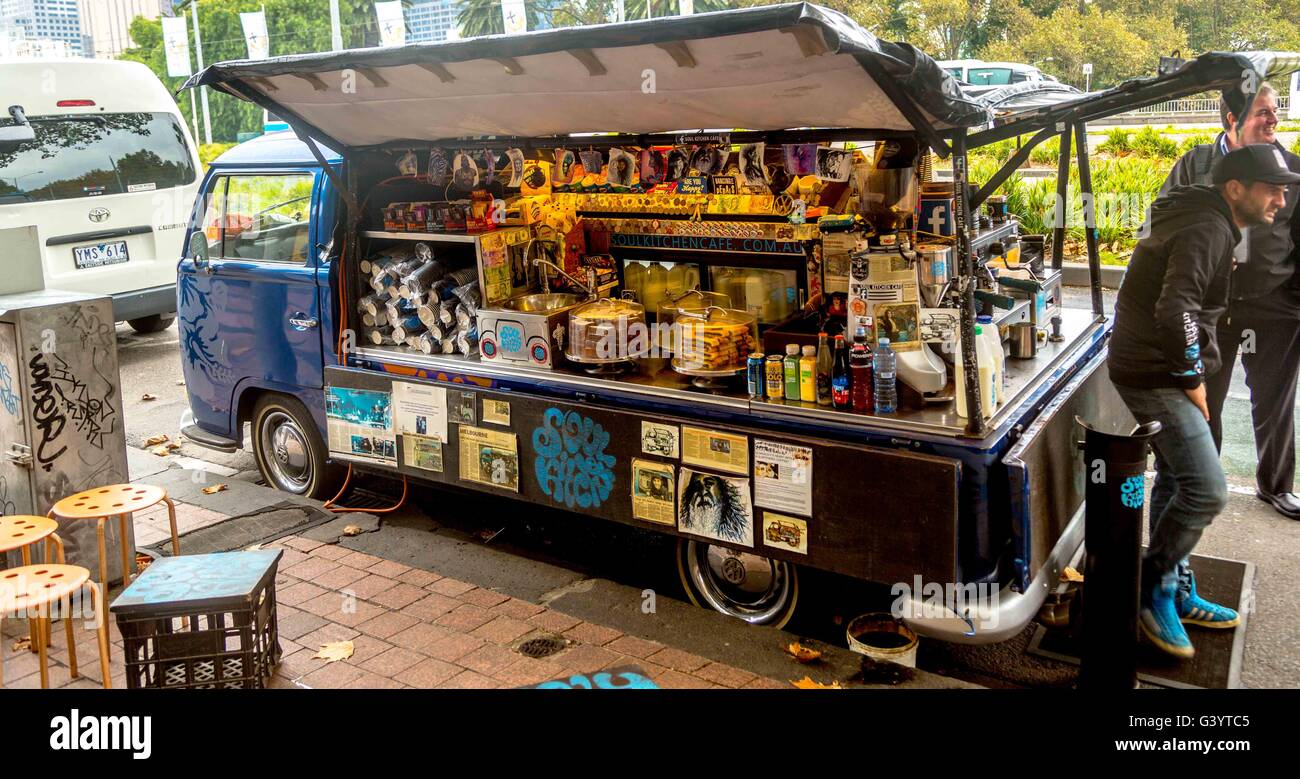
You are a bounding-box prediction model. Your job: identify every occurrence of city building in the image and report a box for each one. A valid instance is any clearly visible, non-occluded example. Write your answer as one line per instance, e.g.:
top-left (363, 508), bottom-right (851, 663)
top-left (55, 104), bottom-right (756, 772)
top-left (0, 0), bottom-right (88, 56)
top-left (406, 0), bottom-right (458, 43)
top-left (80, 0), bottom-right (166, 59)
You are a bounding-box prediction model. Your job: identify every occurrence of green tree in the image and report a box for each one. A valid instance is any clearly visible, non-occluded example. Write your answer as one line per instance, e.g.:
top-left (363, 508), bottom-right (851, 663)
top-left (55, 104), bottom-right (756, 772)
top-left (120, 0), bottom-right (387, 142)
top-left (981, 3), bottom-right (1186, 88)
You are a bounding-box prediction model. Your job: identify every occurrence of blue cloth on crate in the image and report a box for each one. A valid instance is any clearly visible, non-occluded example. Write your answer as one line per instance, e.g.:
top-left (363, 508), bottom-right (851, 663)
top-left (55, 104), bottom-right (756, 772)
top-left (110, 549), bottom-right (282, 614)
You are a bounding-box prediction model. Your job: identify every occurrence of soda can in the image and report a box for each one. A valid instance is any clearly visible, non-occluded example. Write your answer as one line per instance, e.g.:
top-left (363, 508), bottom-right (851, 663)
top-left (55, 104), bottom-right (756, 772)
top-left (747, 353), bottom-right (765, 397)
top-left (765, 354), bottom-right (785, 400)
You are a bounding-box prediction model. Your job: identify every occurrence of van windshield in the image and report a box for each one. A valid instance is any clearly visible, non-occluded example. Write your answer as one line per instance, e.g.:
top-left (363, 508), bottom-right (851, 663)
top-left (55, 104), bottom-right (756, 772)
top-left (0, 112), bottom-right (196, 204)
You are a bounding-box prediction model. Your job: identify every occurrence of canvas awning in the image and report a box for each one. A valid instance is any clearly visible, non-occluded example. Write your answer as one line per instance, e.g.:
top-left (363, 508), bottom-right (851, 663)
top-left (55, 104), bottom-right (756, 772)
top-left (182, 3), bottom-right (989, 154)
top-left (968, 51), bottom-right (1300, 145)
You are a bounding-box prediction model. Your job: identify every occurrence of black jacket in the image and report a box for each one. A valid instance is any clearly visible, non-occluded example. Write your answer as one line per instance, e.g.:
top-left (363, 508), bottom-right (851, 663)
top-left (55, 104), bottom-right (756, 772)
top-left (1159, 134), bottom-right (1300, 300)
top-left (1109, 185), bottom-right (1241, 389)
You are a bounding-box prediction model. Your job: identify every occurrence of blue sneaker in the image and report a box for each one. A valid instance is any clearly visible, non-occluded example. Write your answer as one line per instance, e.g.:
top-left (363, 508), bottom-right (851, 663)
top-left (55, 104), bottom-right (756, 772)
top-left (1177, 571), bottom-right (1240, 629)
top-left (1140, 577), bottom-right (1195, 659)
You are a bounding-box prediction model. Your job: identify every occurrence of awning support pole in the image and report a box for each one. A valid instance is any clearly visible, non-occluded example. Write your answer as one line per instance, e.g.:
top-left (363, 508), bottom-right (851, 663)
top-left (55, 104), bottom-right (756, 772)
top-left (952, 130), bottom-right (985, 437)
top-left (1051, 123), bottom-right (1072, 272)
top-left (1075, 121), bottom-right (1104, 318)
top-left (970, 126), bottom-right (1056, 212)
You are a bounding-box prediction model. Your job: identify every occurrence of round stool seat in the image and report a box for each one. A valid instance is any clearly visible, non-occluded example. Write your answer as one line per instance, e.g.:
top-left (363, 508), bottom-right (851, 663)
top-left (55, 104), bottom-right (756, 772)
top-left (51, 484), bottom-right (166, 519)
top-left (0, 564), bottom-right (90, 615)
top-left (0, 515), bottom-right (59, 554)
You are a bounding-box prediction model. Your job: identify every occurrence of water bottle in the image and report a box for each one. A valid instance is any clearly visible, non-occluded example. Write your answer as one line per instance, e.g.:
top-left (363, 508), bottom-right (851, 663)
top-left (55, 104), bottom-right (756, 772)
top-left (873, 337), bottom-right (897, 414)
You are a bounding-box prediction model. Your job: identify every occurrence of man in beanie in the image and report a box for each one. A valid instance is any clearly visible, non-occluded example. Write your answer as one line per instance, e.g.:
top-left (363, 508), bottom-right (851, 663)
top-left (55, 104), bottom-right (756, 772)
top-left (1161, 83), bottom-right (1300, 520)
top-left (1112, 145), bottom-right (1299, 658)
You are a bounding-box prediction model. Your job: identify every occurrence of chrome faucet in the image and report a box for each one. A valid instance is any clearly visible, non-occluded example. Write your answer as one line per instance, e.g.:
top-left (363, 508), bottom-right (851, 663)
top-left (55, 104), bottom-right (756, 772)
top-left (533, 257), bottom-right (595, 299)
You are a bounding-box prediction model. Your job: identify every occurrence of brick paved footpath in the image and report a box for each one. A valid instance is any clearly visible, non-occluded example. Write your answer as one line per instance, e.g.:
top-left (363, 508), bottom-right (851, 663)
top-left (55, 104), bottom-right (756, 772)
top-left (0, 531), bottom-right (786, 690)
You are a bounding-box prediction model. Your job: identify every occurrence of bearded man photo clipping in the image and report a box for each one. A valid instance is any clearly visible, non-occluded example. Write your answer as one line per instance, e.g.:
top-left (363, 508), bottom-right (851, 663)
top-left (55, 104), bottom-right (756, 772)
top-left (678, 468), bottom-right (754, 547)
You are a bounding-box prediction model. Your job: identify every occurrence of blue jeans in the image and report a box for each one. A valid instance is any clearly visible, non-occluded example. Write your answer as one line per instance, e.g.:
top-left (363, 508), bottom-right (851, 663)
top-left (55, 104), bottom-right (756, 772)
top-left (1113, 384), bottom-right (1228, 593)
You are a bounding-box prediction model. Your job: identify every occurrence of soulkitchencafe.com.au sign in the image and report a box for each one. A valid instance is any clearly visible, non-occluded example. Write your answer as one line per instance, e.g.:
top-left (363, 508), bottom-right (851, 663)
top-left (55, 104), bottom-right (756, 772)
top-left (609, 233), bottom-right (805, 256)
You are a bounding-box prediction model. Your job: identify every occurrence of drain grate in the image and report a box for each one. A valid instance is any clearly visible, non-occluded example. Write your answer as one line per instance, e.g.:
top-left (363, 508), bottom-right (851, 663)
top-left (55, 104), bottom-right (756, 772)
top-left (518, 636), bottom-right (566, 659)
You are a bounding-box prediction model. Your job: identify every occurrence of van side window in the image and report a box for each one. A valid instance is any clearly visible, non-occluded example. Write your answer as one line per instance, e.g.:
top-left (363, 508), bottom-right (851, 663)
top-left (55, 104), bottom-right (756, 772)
top-left (206, 173), bottom-right (315, 263)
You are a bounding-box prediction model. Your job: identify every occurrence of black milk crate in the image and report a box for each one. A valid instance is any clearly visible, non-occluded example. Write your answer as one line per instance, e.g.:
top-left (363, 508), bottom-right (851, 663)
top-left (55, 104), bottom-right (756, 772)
top-left (110, 549), bottom-right (284, 690)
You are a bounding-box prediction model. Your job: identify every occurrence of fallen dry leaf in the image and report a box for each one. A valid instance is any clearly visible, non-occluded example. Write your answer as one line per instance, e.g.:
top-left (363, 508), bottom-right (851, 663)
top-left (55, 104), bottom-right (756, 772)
top-left (12, 637), bottom-right (31, 652)
top-left (791, 676), bottom-right (842, 690)
top-left (141, 393), bottom-right (157, 401)
top-left (342, 525), bottom-right (363, 537)
top-left (145, 434), bottom-right (169, 446)
top-left (201, 483), bottom-right (228, 495)
top-left (150, 445), bottom-right (170, 457)
top-left (786, 642), bottom-right (823, 664)
top-left (1061, 567), bottom-right (1084, 583)
top-left (313, 640), bottom-right (354, 663)
top-left (166, 442), bottom-right (181, 451)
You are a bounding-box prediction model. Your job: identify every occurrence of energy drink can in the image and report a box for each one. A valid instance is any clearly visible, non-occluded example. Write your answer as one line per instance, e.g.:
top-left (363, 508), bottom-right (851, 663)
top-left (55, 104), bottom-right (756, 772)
top-left (765, 354), bottom-right (785, 400)
top-left (747, 353), bottom-right (765, 397)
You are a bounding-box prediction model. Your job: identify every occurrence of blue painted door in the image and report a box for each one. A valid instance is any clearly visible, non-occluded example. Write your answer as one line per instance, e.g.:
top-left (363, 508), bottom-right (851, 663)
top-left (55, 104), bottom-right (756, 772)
top-left (178, 169), bottom-right (325, 438)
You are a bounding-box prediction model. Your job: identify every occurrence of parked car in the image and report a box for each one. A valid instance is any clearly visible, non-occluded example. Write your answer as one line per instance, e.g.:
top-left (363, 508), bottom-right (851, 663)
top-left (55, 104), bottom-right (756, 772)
top-left (0, 59), bottom-right (201, 332)
top-left (938, 59), bottom-right (1059, 98)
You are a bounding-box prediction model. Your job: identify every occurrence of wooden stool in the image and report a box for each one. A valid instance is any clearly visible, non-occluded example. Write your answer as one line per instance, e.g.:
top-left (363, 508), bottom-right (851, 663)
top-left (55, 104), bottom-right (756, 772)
top-left (0, 515), bottom-right (63, 654)
top-left (0, 564), bottom-right (111, 688)
top-left (48, 484), bottom-right (180, 598)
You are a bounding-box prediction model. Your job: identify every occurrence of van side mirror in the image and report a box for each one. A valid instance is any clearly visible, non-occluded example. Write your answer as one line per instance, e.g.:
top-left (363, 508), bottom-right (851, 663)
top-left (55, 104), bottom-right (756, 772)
top-left (0, 105), bottom-right (35, 149)
top-left (189, 231), bottom-right (210, 271)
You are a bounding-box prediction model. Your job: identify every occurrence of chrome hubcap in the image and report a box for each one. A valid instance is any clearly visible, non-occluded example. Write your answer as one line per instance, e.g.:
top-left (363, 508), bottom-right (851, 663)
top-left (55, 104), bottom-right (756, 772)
top-left (686, 541), bottom-right (793, 625)
top-left (261, 411), bottom-right (311, 493)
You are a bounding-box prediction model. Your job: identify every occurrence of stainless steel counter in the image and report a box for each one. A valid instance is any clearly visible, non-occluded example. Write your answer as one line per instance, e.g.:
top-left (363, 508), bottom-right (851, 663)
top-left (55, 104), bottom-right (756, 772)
top-left (351, 307), bottom-right (1104, 442)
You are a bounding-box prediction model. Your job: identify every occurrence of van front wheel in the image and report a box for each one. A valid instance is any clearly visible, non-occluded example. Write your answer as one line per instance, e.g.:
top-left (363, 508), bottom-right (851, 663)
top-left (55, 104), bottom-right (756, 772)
top-left (251, 394), bottom-right (340, 499)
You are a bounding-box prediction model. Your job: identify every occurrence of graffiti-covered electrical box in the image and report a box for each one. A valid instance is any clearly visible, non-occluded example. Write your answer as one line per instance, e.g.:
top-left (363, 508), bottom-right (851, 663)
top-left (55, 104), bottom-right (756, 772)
top-left (0, 289), bottom-right (132, 582)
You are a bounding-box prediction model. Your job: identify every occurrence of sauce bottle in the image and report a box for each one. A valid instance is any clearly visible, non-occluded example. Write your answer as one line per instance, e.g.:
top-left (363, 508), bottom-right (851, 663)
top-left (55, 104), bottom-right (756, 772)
top-left (815, 331), bottom-right (833, 406)
top-left (831, 335), bottom-right (851, 410)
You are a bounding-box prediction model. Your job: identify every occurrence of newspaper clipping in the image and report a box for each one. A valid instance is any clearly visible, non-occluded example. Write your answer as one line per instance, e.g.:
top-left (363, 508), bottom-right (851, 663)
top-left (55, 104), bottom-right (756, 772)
top-left (681, 426), bottom-right (749, 476)
top-left (458, 426), bottom-right (519, 491)
top-left (631, 458), bottom-right (675, 525)
top-left (326, 387), bottom-right (396, 464)
top-left (753, 439), bottom-right (812, 516)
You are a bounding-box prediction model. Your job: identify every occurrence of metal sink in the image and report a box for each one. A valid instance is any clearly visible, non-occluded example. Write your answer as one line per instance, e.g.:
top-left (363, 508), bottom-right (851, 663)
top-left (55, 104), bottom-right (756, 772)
top-left (503, 293), bottom-right (584, 313)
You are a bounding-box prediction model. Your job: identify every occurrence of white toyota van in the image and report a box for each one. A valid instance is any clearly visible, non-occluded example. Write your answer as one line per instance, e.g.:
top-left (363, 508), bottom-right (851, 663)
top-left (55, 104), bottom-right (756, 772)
top-left (0, 59), bottom-right (201, 332)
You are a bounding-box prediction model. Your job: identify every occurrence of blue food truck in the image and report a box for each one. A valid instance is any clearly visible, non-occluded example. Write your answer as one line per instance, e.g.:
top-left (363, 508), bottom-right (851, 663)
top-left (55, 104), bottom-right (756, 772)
top-left (174, 4), bottom-right (1296, 641)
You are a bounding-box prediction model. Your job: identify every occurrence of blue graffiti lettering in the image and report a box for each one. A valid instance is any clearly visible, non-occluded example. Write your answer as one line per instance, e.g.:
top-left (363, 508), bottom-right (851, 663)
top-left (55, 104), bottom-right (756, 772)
top-left (531, 407), bottom-right (616, 509)
top-left (1120, 474), bottom-right (1145, 509)
top-left (0, 363), bottom-right (17, 415)
top-left (533, 669), bottom-right (658, 690)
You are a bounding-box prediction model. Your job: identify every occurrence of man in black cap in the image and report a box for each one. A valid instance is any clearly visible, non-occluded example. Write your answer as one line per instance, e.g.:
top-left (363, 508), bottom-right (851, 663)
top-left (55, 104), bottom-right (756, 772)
top-left (1161, 82), bottom-right (1300, 520)
top-left (1111, 144), bottom-right (1300, 658)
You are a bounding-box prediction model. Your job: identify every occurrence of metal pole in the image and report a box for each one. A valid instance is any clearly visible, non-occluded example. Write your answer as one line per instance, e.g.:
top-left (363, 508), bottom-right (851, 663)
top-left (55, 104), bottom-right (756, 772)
top-left (1075, 122), bottom-right (1103, 318)
top-left (191, 0), bottom-right (212, 145)
top-left (1051, 124), bottom-right (1071, 272)
top-left (189, 89), bottom-right (200, 146)
top-left (952, 130), bottom-right (985, 437)
top-left (330, 0), bottom-right (343, 51)
top-left (1077, 417), bottom-right (1161, 690)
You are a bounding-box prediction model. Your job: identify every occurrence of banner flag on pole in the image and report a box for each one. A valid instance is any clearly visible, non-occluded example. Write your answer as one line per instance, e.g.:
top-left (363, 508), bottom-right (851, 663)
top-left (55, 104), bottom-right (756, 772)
top-left (240, 11), bottom-right (269, 60)
top-left (374, 1), bottom-right (406, 47)
top-left (502, 0), bottom-right (527, 35)
top-left (161, 16), bottom-right (192, 78)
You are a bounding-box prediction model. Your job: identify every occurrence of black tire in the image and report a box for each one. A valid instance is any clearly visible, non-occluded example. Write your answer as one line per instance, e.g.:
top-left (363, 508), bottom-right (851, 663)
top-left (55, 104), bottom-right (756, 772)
top-left (126, 313), bottom-right (176, 334)
top-left (676, 538), bottom-right (800, 629)
top-left (250, 393), bottom-right (342, 500)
